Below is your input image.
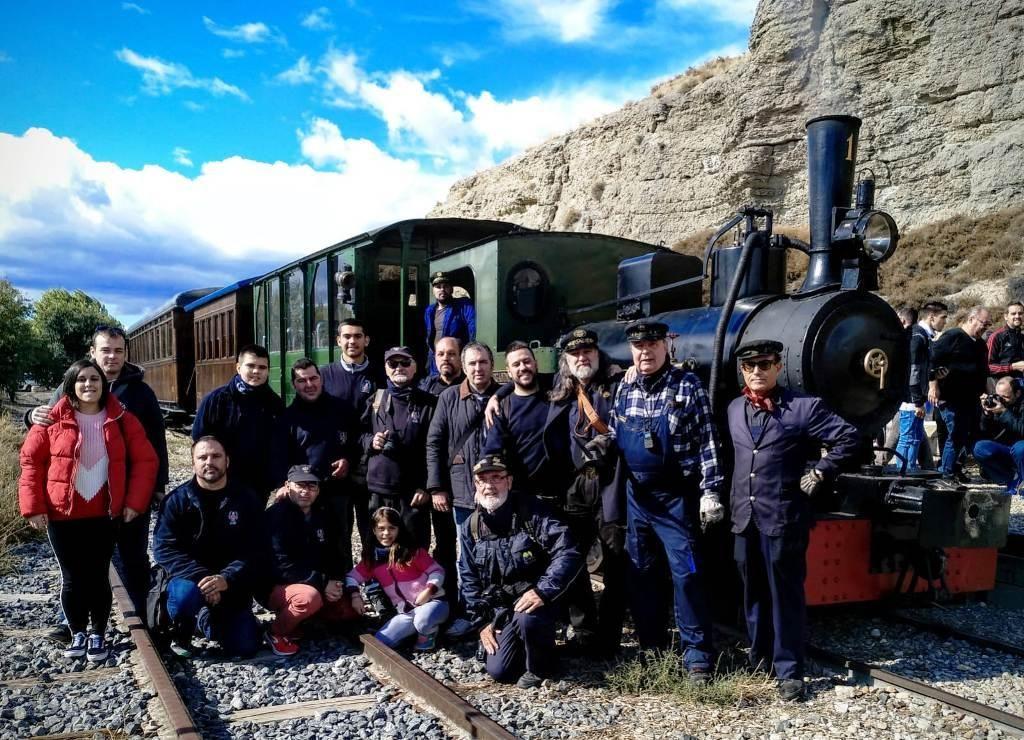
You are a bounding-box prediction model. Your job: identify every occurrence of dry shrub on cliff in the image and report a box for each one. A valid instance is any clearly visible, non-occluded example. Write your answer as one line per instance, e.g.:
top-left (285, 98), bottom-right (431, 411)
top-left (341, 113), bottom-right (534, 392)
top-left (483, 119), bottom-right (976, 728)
top-left (671, 224), bottom-right (809, 291)
top-left (880, 205), bottom-right (1024, 307)
top-left (651, 56), bottom-right (743, 98)
top-left (0, 416), bottom-right (28, 573)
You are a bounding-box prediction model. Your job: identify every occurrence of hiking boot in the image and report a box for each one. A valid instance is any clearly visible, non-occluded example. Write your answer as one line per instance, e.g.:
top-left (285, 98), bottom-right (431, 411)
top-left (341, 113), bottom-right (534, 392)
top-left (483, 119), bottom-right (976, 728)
top-left (265, 631), bottom-right (299, 657)
top-left (778, 678), bottom-right (805, 702)
top-left (516, 671), bottom-right (543, 689)
top-left (414, 633), bottom-right (437, 652)
top-left (688, 666), bottom-right (712, 686)
top-left (45, 623), bottom-right (72, 644)
top-left (64, 632), bottom-right (87, 659)
top-left (86, 633), bottom-right (108, 663)
top-left (444, 618), bottom-right (474, 640)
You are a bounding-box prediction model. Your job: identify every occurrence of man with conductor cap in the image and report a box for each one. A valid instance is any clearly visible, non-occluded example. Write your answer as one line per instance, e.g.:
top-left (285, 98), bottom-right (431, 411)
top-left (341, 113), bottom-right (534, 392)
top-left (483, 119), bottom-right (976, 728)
top-left (424, 271), bottom-right (476, 374)
top-left (606, 320), bottom-right (723, 682)
top-left (728, 339), bottom-right (859, 701)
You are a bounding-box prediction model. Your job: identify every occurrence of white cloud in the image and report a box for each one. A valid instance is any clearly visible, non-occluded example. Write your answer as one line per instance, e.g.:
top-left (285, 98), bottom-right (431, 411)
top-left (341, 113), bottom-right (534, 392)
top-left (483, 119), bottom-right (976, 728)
top-left (470, 0), bottom-right (613, 42)
top-left (662, 0), bottom-right (757, 24)
top-left (321, 50), bottom-right (362, 96)
top-left (301, 7), bottom-right (334, 31)
top-left (276, 56), bottom-right (314, 85)
top-left (0, 127), bottom-right (454, 319)
top-left (116, 48), bottom-right (249, 101)
top-left (172, 147), bottom-right (193, 167)
top-left (202, 16), bottom-right (283, 44)
top-left (183, 101), bottom-right (204, 112)
top-left (222, 49), bottom-right (246, 59)
top-left (121, 2), bottom-right (149, 14)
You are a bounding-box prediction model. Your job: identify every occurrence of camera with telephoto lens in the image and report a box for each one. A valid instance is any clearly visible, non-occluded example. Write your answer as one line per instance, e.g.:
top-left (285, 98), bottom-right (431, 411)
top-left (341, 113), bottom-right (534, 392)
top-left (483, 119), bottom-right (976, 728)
top-left (982, 394), bottom-right (1001, 411)
top-left (361, 579), bottom-right (396, 621)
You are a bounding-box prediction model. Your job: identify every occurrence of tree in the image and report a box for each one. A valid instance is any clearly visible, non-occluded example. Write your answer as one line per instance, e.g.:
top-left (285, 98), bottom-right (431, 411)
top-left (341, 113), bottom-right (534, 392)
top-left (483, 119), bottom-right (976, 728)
top-left (30, 289), bottom-right (120, 387)
top-left (0, 280), bottom-right (35, 401)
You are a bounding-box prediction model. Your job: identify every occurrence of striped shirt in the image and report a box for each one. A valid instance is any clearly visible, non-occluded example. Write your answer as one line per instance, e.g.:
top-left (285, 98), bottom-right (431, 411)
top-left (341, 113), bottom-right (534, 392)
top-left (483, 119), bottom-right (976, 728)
top-left (610, 365), bottom-right (723, 496)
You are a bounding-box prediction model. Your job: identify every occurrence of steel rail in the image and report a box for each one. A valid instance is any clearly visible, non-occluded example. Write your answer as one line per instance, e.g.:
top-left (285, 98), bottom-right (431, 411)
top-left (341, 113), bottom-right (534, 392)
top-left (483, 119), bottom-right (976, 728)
top-left (109, 565), bottom-right (202, 739)
top-left (360, 634), bottom-right (515, 740)
top-left (879, 609), bottom-right (1024, 659)
top-left (804, 642), bottom-right (1024, 736)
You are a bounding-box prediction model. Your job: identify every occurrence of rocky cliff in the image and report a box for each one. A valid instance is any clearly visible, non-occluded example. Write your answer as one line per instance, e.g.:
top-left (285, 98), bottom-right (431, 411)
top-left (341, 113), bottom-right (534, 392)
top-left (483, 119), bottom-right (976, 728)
top-left (431, 0), bottom-right (1024, 248)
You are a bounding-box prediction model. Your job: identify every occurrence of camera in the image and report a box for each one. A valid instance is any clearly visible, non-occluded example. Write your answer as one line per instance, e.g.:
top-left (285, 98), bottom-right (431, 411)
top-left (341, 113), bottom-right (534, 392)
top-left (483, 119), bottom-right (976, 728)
top-left (381, 431), bottom-right (396, 454)
top-left (982, 394), bottom-right (1002, 411)
top-left (361, 579), bottom-right (396, 621)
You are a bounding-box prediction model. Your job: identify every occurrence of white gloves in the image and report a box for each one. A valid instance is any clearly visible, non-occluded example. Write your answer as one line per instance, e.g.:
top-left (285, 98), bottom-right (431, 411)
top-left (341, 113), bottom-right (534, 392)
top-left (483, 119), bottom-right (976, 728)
top-left (800, 469), bottom-right (824, 496)
top-left (699, 493), bottom-right (724, 527)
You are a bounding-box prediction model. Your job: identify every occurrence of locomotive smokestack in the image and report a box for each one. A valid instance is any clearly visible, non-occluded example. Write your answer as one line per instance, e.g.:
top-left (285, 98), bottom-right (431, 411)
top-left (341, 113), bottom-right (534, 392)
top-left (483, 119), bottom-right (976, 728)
top-left (800, 115), bottom-right (861, 293)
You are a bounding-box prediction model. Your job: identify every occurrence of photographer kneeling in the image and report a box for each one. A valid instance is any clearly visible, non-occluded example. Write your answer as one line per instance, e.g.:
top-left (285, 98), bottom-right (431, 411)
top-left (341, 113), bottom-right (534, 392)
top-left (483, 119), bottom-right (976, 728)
top-left (458, 455), bottom-right (582, 689)
top-left (972, 378), bottom-right (1024, 495)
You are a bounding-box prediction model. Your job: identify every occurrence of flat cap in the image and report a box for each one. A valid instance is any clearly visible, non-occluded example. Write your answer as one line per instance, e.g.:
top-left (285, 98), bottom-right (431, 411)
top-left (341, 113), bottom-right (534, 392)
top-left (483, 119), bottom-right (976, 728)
top-left (472, 454), bottom-right (508, 475)
top-left (430, 271), bottom-right (451, 286)
top-left (287, 464), bottom-right (320, 484)
top-left (384, 346), bottom-right (414, 361)
top-left (559, 328), bottom-right (599, 353)
top-left (625, 320), bottom-right (668, 343)
top-left (735, 339), bottom-right (784, 360)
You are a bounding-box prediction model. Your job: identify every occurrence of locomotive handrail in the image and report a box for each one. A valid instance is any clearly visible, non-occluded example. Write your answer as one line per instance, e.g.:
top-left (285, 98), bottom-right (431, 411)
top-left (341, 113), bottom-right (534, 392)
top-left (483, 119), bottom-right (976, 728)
top-left (565, 274), bottom-right (705, 315)
top-left (701, 211), bottom-right (745, 278)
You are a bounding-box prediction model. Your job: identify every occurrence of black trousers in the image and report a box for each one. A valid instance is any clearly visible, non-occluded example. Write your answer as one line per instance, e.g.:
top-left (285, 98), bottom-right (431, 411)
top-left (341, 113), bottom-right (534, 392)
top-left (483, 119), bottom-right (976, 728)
top-left (321, 480), bottom-right (354, 574)
top-left (346, 478), bottom-right (373, 553)
top-left (48, 516), bottom-right (117, 635)
top-left (111, 508), bottom-right (151, 614)
top-left (430, 504), bottom-right (458, 595)
top-left (368, 490), bottom-right (431, 549)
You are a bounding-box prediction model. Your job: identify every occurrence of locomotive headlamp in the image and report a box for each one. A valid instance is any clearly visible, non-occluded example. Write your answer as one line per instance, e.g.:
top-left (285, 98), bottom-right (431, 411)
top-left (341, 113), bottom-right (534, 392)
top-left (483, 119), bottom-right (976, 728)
top-left (334, 270), bottom-right (355, 289)
top-left (834, 210), bottom-right (899, 263)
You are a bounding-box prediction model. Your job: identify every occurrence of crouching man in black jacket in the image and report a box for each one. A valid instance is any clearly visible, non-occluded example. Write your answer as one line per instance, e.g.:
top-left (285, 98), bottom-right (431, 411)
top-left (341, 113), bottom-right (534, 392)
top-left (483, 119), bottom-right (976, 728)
top-left (973, 377), bottom-right (1024, 494)
top-left (458, 454), bottom-right (582, 689)
top-left (262, 465), bottom-right (359, 656)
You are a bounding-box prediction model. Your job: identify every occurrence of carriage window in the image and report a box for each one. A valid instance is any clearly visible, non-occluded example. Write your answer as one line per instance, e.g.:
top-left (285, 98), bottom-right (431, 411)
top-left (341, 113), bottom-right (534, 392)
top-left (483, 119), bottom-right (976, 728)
top-left (311, 260), bottom-right (329, 350)
top-left (507, 262), bottom-right (548, 321)
top-left (268, 279), bottom-right (281, 353)
top-left (285, 268), bottom-right (305, 352)
top-left (255, 285), bottom-right (266, 348)
top-left (226, 309), bottom-right (235, 358)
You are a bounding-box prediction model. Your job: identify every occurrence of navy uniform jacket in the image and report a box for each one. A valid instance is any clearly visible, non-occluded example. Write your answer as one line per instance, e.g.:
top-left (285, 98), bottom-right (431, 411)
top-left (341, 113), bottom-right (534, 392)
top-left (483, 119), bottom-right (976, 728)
top-left (269, 392), bottom-right (358, 488)
top-left (153, 477), bottom-right (267, 596)
top-left (727, 387), bottom-right (859, 536)
top-left (264, 497), bottom-right (344, 592)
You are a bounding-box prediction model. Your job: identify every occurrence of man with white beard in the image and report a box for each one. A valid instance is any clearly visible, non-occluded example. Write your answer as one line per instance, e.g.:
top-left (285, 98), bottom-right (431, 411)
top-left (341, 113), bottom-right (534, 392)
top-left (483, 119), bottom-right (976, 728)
top-left (457, 455), bottom-right (583, 689)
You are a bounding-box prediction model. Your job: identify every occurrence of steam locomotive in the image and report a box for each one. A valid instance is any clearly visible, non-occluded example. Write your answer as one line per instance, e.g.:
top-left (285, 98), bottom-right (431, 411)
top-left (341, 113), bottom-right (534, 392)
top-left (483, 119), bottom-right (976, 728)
top-left (129, 115), bottom-right (1009, 606)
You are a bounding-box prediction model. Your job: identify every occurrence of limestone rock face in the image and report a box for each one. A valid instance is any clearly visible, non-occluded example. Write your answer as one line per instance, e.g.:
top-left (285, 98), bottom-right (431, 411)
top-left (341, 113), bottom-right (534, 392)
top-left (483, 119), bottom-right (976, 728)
top-left (431, 0), bottom-right (1024, 245)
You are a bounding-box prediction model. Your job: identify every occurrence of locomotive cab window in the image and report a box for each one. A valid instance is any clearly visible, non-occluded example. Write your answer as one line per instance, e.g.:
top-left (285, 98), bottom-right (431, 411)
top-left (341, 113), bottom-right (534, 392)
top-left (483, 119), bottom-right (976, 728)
top-left (507, 262), bottom-right (548, 321)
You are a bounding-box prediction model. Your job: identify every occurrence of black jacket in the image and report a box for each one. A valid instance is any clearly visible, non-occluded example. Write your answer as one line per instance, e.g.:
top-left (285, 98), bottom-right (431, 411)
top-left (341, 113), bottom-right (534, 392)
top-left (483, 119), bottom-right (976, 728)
top-left (153, 477), bottom-right (267, 597)
top-left (987, 325), bottom-right (1024, 378)
top-left (264, 497), bottom-right (345, 593)
top-left (905, 324), bottom-right (931, 407)
top-left (361, 386), bottom-right (436, 495)
top-left (192, 376), bottom-right (284, 496)
top-left (30, 362), bottom-right (169, 489)
top-left (418, 373), bottom-right (465, 397)
top-left (270, 393), bottom-right (358, 488)
top-left (980, 398), bottom-right (1024, 446)
top-left (426, 379), bottom-right (499, 509)
top-left (932, 328), bottom-right (989, 404)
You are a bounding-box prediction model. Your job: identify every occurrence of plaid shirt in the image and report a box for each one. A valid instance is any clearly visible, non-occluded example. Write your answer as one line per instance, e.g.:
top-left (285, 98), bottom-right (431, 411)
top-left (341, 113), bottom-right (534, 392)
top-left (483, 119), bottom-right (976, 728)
top-left (610, 366), bottom-right (724, 496)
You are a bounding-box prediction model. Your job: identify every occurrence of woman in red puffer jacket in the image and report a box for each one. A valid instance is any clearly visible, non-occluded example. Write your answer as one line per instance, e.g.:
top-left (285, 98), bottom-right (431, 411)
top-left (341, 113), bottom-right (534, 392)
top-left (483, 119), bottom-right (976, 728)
top-left (19, 359), bottom-right (157, 662)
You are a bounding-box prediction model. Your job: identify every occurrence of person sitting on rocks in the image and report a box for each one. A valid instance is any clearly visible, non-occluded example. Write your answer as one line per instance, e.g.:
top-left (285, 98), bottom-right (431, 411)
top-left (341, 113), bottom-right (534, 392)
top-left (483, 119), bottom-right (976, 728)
top-left (346, 506), bottom-right (448, 651)
top-left (151, 436), bottom-right (264, 658)
top-left (458, 454), bottom-right (582, 689)
top-left (262, 465), bottom-right (359, 656)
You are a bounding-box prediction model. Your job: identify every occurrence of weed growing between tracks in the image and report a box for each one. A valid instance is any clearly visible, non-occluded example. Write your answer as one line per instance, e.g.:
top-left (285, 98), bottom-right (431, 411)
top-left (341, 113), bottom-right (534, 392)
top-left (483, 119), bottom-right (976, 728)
top-left (606, 650), bottom-right (776, 706)
top-left (0, 415), bottom-right (30, 574)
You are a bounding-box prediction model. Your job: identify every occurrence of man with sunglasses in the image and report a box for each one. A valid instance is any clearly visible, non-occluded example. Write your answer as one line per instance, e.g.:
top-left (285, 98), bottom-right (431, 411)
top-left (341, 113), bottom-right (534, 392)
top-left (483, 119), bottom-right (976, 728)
top-left (27, 325), bottom-right (168, 637)
top-left (727, 339), bottom-right (859, 701)
top-left (361, 347), bottom-right (436, 547)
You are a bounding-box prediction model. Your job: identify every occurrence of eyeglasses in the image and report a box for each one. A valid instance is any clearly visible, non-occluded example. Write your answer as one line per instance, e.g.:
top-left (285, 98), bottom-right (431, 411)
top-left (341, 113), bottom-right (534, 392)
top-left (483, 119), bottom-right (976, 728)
top-left (386, 359), bottom-right (412, 369)
top-left (740, 359), bottom-right (777, 372)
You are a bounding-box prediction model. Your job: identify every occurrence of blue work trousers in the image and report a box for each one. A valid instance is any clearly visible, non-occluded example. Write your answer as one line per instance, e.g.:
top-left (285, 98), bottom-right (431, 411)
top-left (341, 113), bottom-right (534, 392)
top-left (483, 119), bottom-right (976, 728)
top-left (973, 439), bottom-right (1024, 492)
top-left (939, 401), bottom-right (977, 477)
top-left (734, 523), bottom-right (808, 680)
top-left (625, 488), bottom-right (712, 670)
top-left (166, 577), bottom-right (261, 656)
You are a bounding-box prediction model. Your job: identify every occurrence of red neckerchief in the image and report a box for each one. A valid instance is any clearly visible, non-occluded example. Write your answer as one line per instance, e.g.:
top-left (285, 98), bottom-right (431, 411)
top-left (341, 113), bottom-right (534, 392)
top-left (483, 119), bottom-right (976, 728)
top-left (743, 386), bottom-right (777, 413)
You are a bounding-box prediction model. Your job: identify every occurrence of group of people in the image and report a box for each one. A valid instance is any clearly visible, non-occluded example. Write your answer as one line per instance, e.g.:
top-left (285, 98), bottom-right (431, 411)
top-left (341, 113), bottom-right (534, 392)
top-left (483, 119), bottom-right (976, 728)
top-left (19, 296), bottom-right (865, 702)
top-left (892, 301), bottom-right (1024, 493)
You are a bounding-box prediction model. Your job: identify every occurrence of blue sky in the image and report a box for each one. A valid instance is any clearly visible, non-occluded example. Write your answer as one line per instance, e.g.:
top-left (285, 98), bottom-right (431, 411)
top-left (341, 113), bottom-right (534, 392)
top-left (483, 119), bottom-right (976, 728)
top-left (0, 0), bottom-right (754, 325)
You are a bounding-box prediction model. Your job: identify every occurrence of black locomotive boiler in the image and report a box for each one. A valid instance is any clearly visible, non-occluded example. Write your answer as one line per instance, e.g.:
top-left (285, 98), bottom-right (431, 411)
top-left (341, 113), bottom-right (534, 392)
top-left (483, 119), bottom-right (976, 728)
top-left (586, 115), bottom-right (1009, 604)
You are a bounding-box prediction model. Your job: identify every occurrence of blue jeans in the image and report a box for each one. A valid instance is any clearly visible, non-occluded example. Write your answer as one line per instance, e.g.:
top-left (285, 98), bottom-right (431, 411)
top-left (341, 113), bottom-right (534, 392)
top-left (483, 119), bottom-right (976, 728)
top-left (973, 440), bottom-right (1024, 491)
top-left (166, 578), bottom-right (261, 656)
top-left (376, 600), bottom-right (450, 647)
top-left (894, 410), bottom-right (926, 472)
top-left (939, 402), bottom-right (976, 477)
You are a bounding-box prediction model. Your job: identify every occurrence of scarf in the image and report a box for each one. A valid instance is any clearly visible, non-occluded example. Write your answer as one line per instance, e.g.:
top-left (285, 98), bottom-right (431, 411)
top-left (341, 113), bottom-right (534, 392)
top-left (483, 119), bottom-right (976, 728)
top-left (387, 379), bottom-right (413, 401)
top-left (232, 374), bottom-right (260, 395)
top-left (743, 386), bottom-right (778, 413)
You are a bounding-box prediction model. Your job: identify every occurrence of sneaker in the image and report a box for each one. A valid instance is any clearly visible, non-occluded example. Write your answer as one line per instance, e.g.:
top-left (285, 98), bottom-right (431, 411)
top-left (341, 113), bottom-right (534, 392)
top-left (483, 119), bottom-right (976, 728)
top-left (64, 632), bottom-right (87, 659)
top-left (778, 678), bottom-right (805, 702)
top-left (516, 671), bottom-right (543, 689)
top-left (444, 618), bottom-right (474, 640)
top-left (45, 623), bottom-right (72, 644)
top-left (265, 631), bottom-right (299, 657)
top-left (86, 633), bottom-right (108, 663)
top-left (169, 640), bottom-right (194, 659)
top-left (414, 633), bottom-right (437, 652)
